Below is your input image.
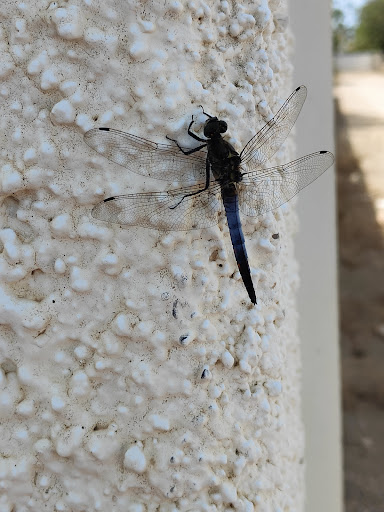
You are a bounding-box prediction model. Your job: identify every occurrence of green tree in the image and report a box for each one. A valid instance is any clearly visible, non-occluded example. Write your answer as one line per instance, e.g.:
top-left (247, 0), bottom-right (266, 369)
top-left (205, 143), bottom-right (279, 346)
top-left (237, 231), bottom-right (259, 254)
top-left (354, 0), bottom-right (384, 51)
top-left (332, 8), bottom-right (348, 53)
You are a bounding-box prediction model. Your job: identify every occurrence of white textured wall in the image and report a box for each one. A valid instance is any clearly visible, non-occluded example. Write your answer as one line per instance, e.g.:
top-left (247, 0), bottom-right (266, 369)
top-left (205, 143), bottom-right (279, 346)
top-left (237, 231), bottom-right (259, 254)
top-left (0, 1), bottom-right (304, 510)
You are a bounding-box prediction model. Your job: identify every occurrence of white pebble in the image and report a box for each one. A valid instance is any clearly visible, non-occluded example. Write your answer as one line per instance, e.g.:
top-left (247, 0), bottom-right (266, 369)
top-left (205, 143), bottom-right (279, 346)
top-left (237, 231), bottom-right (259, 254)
top-left (14, 18), bottom-right (29, 42)
top-left (74, 345), bottom-right (89, 359)
top-left (17, 365), bottom-right (34, 384)
top-left (27, 54), bottom-right (46, 75)
top-left (54, 258), bottom-right (66, 274)
top-left (59, 80), bottom-right (78, 96)
top-left (229, 22), bottom-right (242, 37)
top-left (23, 147), bottom-right (37, 164)
top-left (70, 267), bottom-right (90, 292)
top-left (0, 228), bottom-right (20, 263)
top-left (264, 380), bottom-right (282, 396)
top-left (220, 482), bottom-right (238, 503)
top-left (260, 397), bottom-right (271, 412)
top-left (112, 313), bottom-right (131, 336)
top-left (1, 165), bottom-right (22, 193)
top-left (40, 141), bottom-right (55, 156)
top-left (77, 221), bottom-right (111, 241)
top-left (41, 69), bottom-right (59, 90)
top-left (16, 399), bottom-right (34, 417)
top-left (50, 213), bottom-right (73, 237)
top-left (239, 360), bottom-right (252, 374)
top-left (221, 350), bottom-right (234, 368)
top-left (259, 237), bottom-right (275, 252)
top-left (139, 20), bottom-right (155, 33)
top-left (88, 436), bottom-right (120, 461)
top-left (51, 99), bottom-right (76, 124)
top-left (201, 319), bottom-right (211, 330)
top-left (34, 439), bottom-right (52, 454)
top-left (148, 414), bottom-right (170, 431)
top-left (52, 6), bottom-right (83, 40)
top-left (124, 445), bottom-right (147, 473)
top-left (51, 395), bottom-right (66, 411)
top-left (70, 371), bottom-right (90, 396)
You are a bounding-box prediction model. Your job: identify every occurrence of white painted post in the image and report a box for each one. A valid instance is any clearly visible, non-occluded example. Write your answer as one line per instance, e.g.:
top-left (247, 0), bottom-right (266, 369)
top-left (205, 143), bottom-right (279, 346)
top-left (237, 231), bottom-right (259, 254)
top-left (289, 1), bottom-right (343, 511)
top-left (0, 1), bottom-right (312, 510)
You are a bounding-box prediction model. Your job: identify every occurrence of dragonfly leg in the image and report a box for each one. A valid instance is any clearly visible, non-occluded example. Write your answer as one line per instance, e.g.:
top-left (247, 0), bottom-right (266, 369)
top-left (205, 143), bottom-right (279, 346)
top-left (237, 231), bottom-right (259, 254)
top-left (170, 158), bottom-right (211, 210)
top-left (198, 105), bottom-right (214, 119)
top-left (166, 135), bottom-right (207, 155)
top-left (187, 130), bottom-right (206, 143)
top-left (187, 116), bottom-right (208, 142)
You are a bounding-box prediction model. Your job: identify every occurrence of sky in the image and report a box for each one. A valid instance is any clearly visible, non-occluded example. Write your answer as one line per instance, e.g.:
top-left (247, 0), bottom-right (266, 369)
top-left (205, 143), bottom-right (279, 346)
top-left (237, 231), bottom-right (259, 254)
top-left (333, 0), bottom-right (368, 27)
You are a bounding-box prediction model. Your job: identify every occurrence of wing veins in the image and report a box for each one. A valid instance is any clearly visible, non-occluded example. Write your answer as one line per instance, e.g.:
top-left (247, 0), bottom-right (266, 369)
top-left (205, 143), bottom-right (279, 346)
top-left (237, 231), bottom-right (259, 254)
top-left (84, 127), bottom-right (207, 183)
top-left (240, 86), bottom-right (307, 168)
top-left (91, 182), bottom-right (223, 231)
top-left (238, 151), bottom-right (334, 217)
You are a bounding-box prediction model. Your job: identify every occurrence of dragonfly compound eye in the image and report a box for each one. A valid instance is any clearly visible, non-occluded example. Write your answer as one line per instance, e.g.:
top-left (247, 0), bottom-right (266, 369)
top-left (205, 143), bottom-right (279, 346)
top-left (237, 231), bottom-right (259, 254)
top-left (218, 120), bottom-right (227, 133)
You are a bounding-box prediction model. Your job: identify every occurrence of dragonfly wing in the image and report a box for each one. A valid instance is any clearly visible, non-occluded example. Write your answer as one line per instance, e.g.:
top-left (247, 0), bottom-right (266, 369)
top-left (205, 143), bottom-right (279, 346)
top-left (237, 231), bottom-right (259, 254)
top-left (240, 86), bottom-right (307, 170)
top-left (84, 128), bottom-right (207, 183)
top-left (238, 151), bottom-right (334, 217)
top-left (92, 182), bottom-right (223, 231)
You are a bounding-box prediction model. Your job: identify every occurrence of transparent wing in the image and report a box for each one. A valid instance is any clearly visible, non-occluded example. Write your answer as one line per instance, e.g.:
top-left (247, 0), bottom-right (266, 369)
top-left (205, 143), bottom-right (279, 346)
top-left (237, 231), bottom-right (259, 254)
top-left (239, 86), bottom-right (307, 170)
top-left (84, 128), bottom-right (207, 183)
top-left (91, 182), bottom-right (223, 231)
top-left (238, 151), bottom-right (334, 216)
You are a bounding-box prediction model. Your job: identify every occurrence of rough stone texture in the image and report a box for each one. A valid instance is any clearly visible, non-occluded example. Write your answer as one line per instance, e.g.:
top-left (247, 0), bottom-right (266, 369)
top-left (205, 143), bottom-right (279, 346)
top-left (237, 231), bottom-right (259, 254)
top-left (0, 0), bottom-right (304, 510)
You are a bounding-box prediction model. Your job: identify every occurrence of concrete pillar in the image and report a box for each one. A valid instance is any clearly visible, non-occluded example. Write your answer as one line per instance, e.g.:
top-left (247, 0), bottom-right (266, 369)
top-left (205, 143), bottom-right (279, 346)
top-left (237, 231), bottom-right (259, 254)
top-left (0, 0), bottom-right (326, 509)
top-left (289, 0), bottom-right (343, 511)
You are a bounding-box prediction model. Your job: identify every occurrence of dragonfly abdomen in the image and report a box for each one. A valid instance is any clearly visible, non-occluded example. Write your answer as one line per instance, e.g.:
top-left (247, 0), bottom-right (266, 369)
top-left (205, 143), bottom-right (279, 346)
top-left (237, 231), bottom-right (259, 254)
top-left (222, 191), bottom-right (257, 305)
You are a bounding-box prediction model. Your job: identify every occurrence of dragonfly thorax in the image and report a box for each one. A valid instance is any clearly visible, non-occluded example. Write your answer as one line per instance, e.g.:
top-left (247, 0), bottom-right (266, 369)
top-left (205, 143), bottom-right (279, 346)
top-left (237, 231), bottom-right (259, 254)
top-left (209, 143), bottom-right (242, 184)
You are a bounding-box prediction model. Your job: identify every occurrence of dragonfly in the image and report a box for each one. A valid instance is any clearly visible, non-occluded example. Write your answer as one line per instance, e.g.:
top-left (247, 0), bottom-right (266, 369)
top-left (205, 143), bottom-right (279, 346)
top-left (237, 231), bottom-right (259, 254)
top-left (85, 86), bottom-right (334, 305)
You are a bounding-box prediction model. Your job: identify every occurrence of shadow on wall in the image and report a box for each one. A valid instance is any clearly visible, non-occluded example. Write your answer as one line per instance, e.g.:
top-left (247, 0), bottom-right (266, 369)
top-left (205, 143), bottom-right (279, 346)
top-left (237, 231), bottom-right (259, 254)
top-left (336, 99), bottom-right (384, 511)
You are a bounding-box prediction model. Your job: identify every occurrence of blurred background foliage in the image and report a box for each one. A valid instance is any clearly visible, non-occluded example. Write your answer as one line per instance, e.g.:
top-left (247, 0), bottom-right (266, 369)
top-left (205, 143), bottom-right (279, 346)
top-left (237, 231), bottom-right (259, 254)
top-left (333, 0), bottom-right (384, 52)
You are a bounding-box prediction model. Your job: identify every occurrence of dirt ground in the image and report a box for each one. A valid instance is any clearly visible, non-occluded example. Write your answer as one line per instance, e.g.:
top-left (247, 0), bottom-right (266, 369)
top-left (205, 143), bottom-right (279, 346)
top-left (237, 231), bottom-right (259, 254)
top-left (334, 72), bottom-right (384, 511)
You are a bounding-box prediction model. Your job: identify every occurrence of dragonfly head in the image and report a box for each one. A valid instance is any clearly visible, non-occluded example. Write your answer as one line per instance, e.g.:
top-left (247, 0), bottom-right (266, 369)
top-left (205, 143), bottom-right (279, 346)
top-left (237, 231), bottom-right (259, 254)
top-left (203, 117), bottom-right (228, 138)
